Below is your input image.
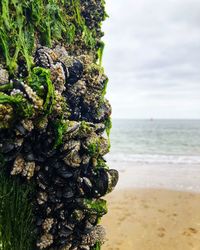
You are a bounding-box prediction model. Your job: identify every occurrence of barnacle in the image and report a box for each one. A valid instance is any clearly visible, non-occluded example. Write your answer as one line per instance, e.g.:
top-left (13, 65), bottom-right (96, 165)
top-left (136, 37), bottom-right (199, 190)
top-left (42, 218), bottom-right (54, 233)
top-left (37, 234), bottom-right (54, 249)
top-left (0, 66), bottom-right (9, 85)
top-left (0, 104), bottom-right (13, 128)
top-left (81, 225), bottom-right (106, 247)
top-left (11, 155), bottom-right (25, 176)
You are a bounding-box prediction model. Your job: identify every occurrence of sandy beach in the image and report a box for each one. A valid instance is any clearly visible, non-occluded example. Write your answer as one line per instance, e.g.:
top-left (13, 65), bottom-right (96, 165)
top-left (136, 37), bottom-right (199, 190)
top-left (102, 188), bottom-right (200, 250)
top-left (101, 119), bottom-right (200, 250)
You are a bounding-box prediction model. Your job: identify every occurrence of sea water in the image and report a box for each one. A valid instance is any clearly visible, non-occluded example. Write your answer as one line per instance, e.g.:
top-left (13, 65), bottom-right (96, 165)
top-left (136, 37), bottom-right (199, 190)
top-left (107, 119), bottom-right (200, 165)
top-left (106, 119), bottom-right (200, 191)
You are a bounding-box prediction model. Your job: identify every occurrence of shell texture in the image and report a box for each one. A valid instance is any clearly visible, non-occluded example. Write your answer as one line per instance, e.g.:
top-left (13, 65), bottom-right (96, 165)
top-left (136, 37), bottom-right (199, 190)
top-left (0, 0), bottom-right (118, 249)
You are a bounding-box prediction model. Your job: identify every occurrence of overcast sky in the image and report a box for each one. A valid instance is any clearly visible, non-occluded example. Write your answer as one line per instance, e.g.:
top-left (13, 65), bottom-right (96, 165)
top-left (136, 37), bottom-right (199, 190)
top-left (102, 0), bottom-right (200, 119)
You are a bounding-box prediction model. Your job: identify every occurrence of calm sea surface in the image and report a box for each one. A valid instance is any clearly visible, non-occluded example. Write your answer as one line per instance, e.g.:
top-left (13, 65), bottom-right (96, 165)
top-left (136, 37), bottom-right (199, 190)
top-left (107, 119), bottom-right (200, 166)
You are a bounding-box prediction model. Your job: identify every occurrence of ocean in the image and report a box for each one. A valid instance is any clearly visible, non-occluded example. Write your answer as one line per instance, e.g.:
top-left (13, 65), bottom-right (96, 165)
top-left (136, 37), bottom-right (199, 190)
top-left (107, 119), bottom-right (200, 166)
top-left (106, 119), bottom-right (200, 191)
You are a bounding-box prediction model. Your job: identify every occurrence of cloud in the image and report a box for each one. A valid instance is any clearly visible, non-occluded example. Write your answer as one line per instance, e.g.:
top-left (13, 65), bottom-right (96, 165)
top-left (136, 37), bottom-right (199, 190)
top-left (102, 0), bottom-right (200, 118)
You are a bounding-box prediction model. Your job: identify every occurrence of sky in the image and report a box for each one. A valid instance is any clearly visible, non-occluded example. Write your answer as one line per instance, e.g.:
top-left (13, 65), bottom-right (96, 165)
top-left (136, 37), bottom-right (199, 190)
top-left (102, 0), bottom-right (200, 119)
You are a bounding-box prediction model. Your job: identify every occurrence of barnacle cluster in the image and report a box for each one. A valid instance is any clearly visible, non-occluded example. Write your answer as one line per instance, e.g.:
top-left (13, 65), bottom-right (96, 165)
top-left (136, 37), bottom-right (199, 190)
top-left (0, 0), bottom-right (118, 249)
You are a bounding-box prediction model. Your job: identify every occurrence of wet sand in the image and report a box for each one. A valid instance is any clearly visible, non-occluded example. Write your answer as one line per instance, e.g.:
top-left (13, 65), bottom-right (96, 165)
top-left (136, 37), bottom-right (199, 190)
top-left (102, 188), bottom-right (200, 250)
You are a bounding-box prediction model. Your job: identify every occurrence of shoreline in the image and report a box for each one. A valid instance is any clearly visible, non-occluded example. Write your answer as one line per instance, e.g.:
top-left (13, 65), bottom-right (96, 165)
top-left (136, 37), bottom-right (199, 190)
top-left (108, 161), bottom-right (200, 192)
top-left (102, 188), bottom-right (200, 250)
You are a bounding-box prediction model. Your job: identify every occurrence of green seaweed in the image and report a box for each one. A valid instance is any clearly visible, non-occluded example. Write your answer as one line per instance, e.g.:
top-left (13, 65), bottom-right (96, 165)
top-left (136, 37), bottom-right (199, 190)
top-left (105, 117), bottom-right (112, 151)
top-left (97, 41), bottom-right (105, 66)
top-left (92, 242), bottom-right (101, 250)
top-left (0, 66), bottom-right (56, 124)
top-left (0, 82), bottom-right (13, 92)
top-left (83, 199), bottom-right (107, 217)
top-left (102, 77), bottom-right (108, 98)
top-left (65, 22), bottom-right (76, 44)
top-left (28, 67), bottom-right (55, 115)
top-left (104, 117), bottom-right (112, 137)
top-left (0, 92), bottom-right (34, 118)
top-left (88, 139), bottom-right (100, 157)
top-left (0, 0), bottom-right (33, 74)
top-left (28, 67), bottom-right (46, 97)
top-left (71, 0), bottom-right (96, 48)
top-left (80, 120), bottom-right (92, 132)
top-left (53, 119), bottom-right (69, 148)
top-left (96, 158), bottom-right (109, 170)
top-left (0, 0), bottom-right (105, 75)
top-left (0, 171), bottom-right (35, 250)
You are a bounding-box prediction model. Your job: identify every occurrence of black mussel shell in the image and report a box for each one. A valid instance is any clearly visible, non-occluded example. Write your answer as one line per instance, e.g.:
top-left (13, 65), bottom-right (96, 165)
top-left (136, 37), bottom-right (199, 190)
top-left (57, 167), bottom-right (73, 179)
top-left (0, 140), bottom-right (15, 153)
top-left (34, 48), bottom-right (51, 68)
top-left (59, 227), bottom-right (73, 238)
top-left (94, 169), bottom-right (118, 196)
top-left (15, 123), bottom-right (29, 136)
top-left (62, 187), bottom-right (75, 199)
top-left (25, 152), bottom-right (35, 161)
top-left (82, 177), bottom-right (93, 195)
top-left (92, 169), bottom-right (108, 197)
top-left (66, 60), bottom-right (83, 85)
top-left (36, 217), bottom-right (43, 227)
top-left (49, 193), bottom-right (61, 204)
top-left (0, 139), bottom-right (21, 162)
top-left (108, 169), bottom-right (119, 191)
top-left (37, 172), bottom-right (49, 186)
top-left (94, 100), bottom-right (112, 123)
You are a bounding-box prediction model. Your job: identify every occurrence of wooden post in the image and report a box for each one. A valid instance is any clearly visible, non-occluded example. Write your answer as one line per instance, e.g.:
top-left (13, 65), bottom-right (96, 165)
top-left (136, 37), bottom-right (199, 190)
top-left (0, 1), bottom-right (118, 249)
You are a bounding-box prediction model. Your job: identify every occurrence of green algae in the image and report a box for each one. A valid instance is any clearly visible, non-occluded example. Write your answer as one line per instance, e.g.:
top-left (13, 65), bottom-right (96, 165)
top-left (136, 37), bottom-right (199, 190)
top-left (104, 117), bottom-right (112, 137)
top-left (80, 120), bottom-right (92, 132)
top-left (96, 158), bottom-right (109, 170)
top-left (88, 143), bottom-right (98, 156)
top-left (28, 67), bottom-right (46, 97)
top-left (0, 67), bottom-right (55, 125)
top-left (0, 82), bottom-right (13, 92)
top-left (0, 171), bottom-right (35, 250)
top-left (28, 67), bottom-right (55, 115)
top-left (0, 92), bottom-right (34, 119)
top-left (88, 63), bottom-right (105, 76)
top-left (102, 78), bottom-right (108, 98)
top-left (53, 119), bottom-right (69, 148)
top-left (92, 242), bottom-right (101, 250)
top-left (97, 41), bottom-right (105, 66)
top-left (78, 121), bottom-right (94, 138)
top-left (71, 0), bottom-right (96, 48)
top-left (83, 199), bottom-right (107, 217)
top-left (0, 0), bottom-right (105, 75)
top-left (88, 139), bottom-right (100, 157)
top-left (0, 0), bottom-right (33, 74)
top-left (104, 117), bottom-right (112, 152)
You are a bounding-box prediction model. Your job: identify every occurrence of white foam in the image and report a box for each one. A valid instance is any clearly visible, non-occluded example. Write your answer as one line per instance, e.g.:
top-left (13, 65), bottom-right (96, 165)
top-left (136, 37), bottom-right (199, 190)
top-left (105, 153), bottom-right (200, 165)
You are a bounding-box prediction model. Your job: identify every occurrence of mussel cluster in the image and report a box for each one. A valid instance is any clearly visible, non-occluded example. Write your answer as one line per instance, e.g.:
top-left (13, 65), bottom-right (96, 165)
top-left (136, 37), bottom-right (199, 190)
top-left (0, 0), bottom-right (118, 249)
top-left (65, 0), bottom-right (106, 57)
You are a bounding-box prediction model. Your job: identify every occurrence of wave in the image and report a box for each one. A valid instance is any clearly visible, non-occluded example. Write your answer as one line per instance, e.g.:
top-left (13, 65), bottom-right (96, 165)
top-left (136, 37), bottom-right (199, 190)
top-left (105, 153), bottom-right (200, 165)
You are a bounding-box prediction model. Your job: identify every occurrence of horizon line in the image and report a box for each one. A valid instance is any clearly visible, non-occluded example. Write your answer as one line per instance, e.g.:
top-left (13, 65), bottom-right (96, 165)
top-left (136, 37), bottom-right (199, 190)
top-left (111, 118), bottom-right (200, 120)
